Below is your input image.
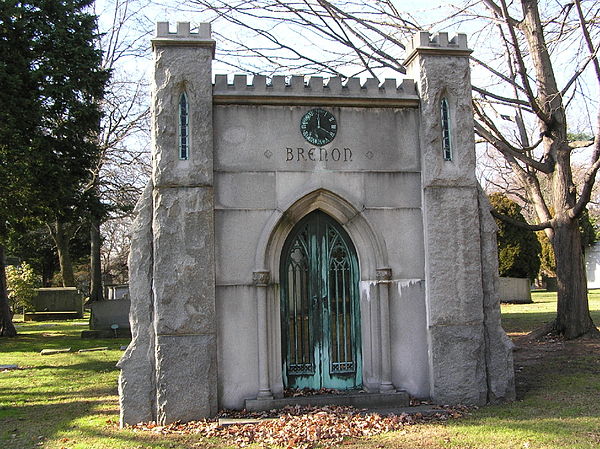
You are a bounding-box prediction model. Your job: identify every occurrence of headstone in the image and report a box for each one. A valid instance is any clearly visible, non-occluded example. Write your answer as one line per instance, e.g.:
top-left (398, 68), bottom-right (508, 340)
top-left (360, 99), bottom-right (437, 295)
top-left (0, 365), bottom-right (19, 370)
top-left (40, 348), bottom-right (71, 355)
top-left (26, 288), bottom-right (84, 318)
top-left (77, 347), bottom-right (109, 353)
top-left (89, 299), bottom-right (131, 330)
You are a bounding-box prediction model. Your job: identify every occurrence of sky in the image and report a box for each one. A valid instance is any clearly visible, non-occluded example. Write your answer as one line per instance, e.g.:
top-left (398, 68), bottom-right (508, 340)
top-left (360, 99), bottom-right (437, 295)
top-left (94, 0), bottom-right (598, 153)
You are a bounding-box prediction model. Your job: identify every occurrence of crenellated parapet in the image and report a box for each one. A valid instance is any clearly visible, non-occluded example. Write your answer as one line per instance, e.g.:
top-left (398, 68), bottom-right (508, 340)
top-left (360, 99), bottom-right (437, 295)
top-left (152, 22), bottom-right (215, 55)
top-left (404, 31), bottom-right (471, 66)
top-left (213, 74), bottom-right (419, 107)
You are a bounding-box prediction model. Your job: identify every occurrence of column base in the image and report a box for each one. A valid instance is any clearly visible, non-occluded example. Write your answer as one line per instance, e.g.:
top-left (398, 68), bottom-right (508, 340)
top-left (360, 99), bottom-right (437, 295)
top-left (379, 382), bottom-right (396, 393)
top-left (256, 389), bottom-right (274, 399)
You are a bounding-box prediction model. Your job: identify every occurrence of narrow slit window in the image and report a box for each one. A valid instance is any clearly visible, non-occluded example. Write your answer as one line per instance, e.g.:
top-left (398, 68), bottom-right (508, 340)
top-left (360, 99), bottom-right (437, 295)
top-left (179, 92), bottom-right (189, 160)
top-left (441, 97), bottom-right (452, 161)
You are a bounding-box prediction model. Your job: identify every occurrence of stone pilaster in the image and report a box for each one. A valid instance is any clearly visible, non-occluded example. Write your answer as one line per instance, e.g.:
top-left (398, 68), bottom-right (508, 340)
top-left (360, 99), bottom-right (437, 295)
top-left (253, 271), bottom-right (273, 399)
top-left (151, 22), bottom-right (217, 423)
top-left (376, 268), bottom-right (394, 392)
top-left (404, 32), bottom-right (490, 405)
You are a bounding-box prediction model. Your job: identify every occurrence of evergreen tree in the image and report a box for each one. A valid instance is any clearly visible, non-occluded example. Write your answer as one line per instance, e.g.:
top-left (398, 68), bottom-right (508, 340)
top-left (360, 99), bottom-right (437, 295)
top-left (0, 0), bottom-right (108, 336)
top-left (489, 193), bottom-right (541, 281)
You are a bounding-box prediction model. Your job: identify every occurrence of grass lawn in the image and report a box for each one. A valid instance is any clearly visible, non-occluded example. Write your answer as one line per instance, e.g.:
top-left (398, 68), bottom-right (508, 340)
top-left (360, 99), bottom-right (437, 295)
top-left (500, 289), bottom-right (600, 335)
top-left (1, 292), bottom-right (599, 449)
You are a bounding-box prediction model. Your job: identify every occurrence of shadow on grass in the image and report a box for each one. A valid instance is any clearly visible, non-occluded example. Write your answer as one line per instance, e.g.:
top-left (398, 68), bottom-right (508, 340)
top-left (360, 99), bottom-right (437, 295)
top-left (0, 334), bottom-right (130, 354)
top-left (501, 311), bottom-right (556, 333)
top-left (1, 396), bottom-right (222, 449)
top-left (1, 397), bottom-right (118, 448)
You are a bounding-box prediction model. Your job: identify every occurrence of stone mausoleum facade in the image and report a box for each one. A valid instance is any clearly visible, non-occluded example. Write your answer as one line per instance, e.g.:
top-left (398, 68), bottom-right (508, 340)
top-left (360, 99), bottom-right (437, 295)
top-left (118, 22), bottom-right (516, 426)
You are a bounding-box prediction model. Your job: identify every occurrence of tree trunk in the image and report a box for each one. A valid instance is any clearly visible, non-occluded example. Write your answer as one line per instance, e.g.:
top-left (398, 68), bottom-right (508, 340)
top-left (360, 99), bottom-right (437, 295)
top-left (0, 244), bottom-right (17, 337)
top-left (552, 217), bottom-right (598, 338)
top-left (53, 221), bottom-right (76, 287)
top-left (89, 218), bottom-right (104, 302)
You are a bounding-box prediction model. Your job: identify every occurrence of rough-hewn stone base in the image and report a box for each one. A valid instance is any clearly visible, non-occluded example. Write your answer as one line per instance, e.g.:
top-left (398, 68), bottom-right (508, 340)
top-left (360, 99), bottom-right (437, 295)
top-left (155, 334), bottom-right (218, 423)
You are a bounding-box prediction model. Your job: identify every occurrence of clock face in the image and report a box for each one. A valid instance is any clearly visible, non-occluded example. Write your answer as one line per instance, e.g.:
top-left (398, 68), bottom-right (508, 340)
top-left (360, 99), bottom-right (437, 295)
top-left (300, 108), bottom-right (337, 146)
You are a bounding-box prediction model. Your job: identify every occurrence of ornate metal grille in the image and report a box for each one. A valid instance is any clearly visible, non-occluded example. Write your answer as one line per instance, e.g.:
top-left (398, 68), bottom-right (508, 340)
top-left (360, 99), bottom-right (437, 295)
top-left (326, 225), bottom-right (355, 374)
top-left (281, 211), bottom-right (361, 389)
top-left (285, 228), bottom-right (314, 375)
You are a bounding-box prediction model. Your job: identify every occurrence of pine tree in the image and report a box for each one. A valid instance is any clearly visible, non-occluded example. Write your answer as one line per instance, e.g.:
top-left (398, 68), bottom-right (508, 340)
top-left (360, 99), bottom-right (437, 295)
top-left (0, 0), bottom-right (109, 336)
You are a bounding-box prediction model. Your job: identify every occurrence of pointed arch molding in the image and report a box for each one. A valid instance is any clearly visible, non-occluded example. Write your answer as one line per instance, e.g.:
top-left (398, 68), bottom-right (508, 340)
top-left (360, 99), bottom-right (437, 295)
top-left (254, 188), bottom-right (388, 280)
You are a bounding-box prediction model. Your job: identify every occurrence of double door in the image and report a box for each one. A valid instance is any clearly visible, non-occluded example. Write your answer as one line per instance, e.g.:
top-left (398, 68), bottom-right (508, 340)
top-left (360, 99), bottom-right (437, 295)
top-left (280, 211), bottom-right (362, 390)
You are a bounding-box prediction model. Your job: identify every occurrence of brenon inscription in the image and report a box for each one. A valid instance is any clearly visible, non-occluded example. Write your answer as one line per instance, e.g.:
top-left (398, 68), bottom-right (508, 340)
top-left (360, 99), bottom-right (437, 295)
top-left (285, 147), bottom-right (353, 162)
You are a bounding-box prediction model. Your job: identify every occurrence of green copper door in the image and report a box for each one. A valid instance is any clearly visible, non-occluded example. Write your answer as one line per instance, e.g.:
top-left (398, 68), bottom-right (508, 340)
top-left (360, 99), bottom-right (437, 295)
top-left (281, 210), bottom-right (362, 390)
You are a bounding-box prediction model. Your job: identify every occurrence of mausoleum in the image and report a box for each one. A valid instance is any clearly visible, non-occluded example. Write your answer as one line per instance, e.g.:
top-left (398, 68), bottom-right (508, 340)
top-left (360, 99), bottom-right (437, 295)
top-left (118, 22), bottom-right (515, 426)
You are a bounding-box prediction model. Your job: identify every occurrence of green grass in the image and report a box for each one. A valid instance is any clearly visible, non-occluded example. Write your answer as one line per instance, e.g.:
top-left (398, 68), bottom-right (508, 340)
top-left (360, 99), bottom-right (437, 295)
top-left (0, 320), bottom-right (221, 449)
top-left (500, 289), bottom-right (600, 334)
top-left (1, 292), bottom-right (599, 449)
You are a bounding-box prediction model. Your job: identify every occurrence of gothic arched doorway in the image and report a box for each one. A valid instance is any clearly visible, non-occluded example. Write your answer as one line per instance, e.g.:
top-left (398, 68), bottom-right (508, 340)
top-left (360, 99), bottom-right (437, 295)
top-left (280, 210), bottom-right (362, 390)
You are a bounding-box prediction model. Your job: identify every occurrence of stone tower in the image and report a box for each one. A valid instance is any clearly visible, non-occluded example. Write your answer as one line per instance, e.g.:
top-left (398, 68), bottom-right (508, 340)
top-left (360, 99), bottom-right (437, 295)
top-left (404, 32), bottom-right (515, 404)
top-left (118, 22), bottom-right (218, 425)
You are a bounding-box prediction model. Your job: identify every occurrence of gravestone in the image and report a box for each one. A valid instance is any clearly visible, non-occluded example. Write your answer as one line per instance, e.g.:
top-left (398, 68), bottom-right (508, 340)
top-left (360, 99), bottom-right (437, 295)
top-left (24, 287), bottom-right (84, 321)
top-left (118, 22), bottom-right (515, 426)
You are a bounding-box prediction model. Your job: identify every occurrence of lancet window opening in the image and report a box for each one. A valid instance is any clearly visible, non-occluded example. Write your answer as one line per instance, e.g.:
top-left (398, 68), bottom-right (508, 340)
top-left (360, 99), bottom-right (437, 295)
top-left (179, 92), bottom-right (190, 160)
top-left (441, 97), bottom-right (452, 161)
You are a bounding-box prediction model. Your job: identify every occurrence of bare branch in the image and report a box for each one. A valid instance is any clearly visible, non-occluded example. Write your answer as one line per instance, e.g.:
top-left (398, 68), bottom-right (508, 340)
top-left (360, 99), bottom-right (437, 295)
top-left (490, 208), bottom-right (553, 231)
top-left (475, 121), bottom-right (552, 173)
top-left (573, 0), bottom-right (600, 82)
top-left (496, 0), bottom-right (550, 124)
top-left (572, 112), bottom-right (600, 218)
top-left (472, 85), bottom-right (532, 109)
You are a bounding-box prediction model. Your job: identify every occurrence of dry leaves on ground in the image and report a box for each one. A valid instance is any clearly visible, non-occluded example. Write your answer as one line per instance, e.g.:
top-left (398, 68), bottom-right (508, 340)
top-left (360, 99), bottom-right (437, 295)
top-left (130, 404), bottom-right (469, 448)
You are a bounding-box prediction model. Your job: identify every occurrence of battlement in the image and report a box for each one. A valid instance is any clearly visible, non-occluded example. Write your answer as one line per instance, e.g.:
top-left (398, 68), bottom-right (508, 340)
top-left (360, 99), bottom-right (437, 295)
top-left (156, 22), bottom-right (212, 39)
top-left (213, 75), bottom-right (419, 108)
top-left (403, 31), bottom-right (471, 66)
top-left (152, 22), bottom-right (215, 52)
top-left (409, 31), bottom-right (468, 51)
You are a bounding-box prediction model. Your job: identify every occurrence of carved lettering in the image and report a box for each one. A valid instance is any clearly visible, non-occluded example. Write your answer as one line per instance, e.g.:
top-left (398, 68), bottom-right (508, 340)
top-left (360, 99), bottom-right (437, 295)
top-left (320, 147), bottom-right (328, 161)
top-left (344, 148), bottom-right (353, 162)
top-left (284, 147), bottom-right (356, 162)
top-left (297, 147), bottom-right (306, 161)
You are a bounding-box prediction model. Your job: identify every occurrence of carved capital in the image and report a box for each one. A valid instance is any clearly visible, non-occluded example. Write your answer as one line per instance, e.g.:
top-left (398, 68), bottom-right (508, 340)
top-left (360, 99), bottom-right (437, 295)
top-left (253, 271), bottom-right (270, 287)
top-left (376, 268), bottom-right (392, 282)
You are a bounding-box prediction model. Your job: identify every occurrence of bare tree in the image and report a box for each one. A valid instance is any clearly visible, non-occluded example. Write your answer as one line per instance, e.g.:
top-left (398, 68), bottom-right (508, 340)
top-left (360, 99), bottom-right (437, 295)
top-left (36, 0), bottom-right (151, 293)
top-left (182, 0), bottom-right (420, 76)
top-left (468, 0), bottom-right (599, 338)
top-left (181, 0), bottom-right (599, 338)
top-left (89, 0), bottom-right (151, 300)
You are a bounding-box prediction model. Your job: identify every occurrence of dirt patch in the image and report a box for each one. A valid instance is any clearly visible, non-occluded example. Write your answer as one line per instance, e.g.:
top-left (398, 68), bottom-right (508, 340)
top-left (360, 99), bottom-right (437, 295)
top-left (510, 332), bottom-right (600, 399)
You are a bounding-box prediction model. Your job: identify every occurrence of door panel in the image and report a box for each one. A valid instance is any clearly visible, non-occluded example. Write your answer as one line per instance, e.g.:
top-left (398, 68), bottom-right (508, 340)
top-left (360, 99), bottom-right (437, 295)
top-left (281, 211), bottom-right (361, 390)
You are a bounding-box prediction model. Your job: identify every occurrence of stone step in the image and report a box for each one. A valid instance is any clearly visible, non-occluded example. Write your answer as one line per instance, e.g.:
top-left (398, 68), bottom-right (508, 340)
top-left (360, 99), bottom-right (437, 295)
top-left (245, 391), bottom-right (410, 412)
